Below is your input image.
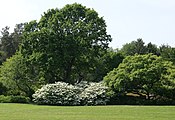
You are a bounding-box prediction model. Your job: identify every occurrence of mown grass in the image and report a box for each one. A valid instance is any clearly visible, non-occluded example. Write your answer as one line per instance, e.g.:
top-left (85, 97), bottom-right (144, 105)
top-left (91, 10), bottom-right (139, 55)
top-left (0, 103), bottom-right (175, 120)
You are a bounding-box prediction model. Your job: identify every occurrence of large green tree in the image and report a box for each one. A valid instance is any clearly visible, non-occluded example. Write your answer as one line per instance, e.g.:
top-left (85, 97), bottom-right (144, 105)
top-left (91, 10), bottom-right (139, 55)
top-left (104, 54), bottom-right (175, 100)
top-left (20, 3), bottom-right (112, 84)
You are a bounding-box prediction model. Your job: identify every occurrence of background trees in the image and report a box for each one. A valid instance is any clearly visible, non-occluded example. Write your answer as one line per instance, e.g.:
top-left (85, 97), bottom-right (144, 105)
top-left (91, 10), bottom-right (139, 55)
top-left (119, 38), bottom-right (159, 56)
top-left (159, 45), bottom-right (175, 65)
top-left (0, 23), bottom-right (25, 64)
top-left (91, 49), bottom-right (124, 82)
top-left (119, 38), bottom-right (147, 56)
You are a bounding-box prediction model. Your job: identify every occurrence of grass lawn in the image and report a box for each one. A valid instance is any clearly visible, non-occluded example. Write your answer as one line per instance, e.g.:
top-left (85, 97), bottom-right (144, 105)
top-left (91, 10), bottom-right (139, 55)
top-left (0, 103), bottom-right (175, 120)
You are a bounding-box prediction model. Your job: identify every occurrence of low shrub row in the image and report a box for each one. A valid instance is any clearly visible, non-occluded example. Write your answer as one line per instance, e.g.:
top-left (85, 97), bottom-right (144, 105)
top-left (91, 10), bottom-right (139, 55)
top-left (108, 96), bottom-right (175, 105)
top-left (0, 95), bottom-right (30, 103)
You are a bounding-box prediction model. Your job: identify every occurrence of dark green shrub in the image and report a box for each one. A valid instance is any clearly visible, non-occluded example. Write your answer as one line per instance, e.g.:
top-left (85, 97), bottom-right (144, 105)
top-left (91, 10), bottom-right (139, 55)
top-left (0, 95), bottom-right (30, 103)
top-left (107, 95), bottom-right (175, 105)
top-left (0, 95), bottom-right (11, 103)
top-left (10, 96), bottom-right (30, 103)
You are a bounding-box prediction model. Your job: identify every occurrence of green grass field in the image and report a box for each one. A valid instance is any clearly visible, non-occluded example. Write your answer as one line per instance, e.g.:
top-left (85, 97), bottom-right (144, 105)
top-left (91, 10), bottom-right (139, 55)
top-left (0, 104), bottom-right (174, 120)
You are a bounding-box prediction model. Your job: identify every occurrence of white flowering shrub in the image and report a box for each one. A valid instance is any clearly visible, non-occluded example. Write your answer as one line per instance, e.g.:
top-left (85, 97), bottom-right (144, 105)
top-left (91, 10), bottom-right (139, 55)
top-left (32, 81), bottom-right (109, 106)
top-left (32, 82), bottom-right (81, 105)
top-left (79, 82), bottom-right (109, 105)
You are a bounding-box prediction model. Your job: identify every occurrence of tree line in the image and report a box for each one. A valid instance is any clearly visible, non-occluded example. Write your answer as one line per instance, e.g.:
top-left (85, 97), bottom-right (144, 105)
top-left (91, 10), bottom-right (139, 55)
top-left (0, 3), bottom-right (174, 105)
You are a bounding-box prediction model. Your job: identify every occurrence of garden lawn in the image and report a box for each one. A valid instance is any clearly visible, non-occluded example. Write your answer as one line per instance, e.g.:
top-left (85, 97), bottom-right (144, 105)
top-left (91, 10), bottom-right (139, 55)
top-left (0, 103), bottom-right (175, 120)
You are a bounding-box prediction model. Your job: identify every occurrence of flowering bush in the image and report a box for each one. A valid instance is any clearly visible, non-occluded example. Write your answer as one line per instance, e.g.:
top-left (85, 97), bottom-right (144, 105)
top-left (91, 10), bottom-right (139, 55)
top-left (79, 82), bottom-right (109, 105)
top-left (32, 81), bottom-right (109, 106)
top-left (32, 82), bottom-right (81, 105)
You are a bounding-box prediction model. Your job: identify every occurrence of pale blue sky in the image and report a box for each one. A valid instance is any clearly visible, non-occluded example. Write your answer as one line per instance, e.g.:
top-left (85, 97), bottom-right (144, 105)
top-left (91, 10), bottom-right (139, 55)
top-left (0, 0), bottom-right (175, 48)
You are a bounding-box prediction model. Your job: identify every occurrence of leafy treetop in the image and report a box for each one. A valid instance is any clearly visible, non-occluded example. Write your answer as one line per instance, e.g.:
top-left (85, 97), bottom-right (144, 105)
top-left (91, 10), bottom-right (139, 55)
top-left (20, 3), bottom-right (112, 84)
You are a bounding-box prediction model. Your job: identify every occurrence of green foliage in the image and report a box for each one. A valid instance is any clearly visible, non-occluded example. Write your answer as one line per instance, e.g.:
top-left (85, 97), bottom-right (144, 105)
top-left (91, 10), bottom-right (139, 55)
top-left (104, 54), bottom-right (175, 100)
top-left (0, 95), bottom-right (30, 103)
top-left (0, 52), bottom-right (41, 98)
top-left (20, 3), bottom-right (111, 84)
top-left (0, 54), bottom-right (19, 94)
top-left (33, 81), bottom-right (109, 106)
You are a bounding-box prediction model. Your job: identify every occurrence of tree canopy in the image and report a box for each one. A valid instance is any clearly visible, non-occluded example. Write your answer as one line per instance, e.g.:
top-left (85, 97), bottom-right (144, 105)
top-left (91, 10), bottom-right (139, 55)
top-left (20, 3), bottom-right (112, 84)
top-left (104, 54), bottom-right (175, 100)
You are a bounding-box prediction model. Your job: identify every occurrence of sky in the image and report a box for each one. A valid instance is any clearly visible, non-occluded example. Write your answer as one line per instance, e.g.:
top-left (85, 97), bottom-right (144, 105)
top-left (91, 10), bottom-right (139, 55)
top-left (0, 0), bottom-right (175, 49)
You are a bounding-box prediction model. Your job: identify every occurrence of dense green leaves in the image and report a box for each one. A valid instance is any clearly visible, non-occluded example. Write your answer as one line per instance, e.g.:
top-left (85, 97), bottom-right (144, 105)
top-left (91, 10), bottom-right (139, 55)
top-left (20, 3), bottom-right (112, 84)
top-left (0, 53), bottom-right (41, 98)
top-left (104, 54), bottom-right (175, 100)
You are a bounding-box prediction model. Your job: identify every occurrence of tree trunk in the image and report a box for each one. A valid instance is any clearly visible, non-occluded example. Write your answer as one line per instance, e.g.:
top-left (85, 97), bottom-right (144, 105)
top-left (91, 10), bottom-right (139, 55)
top-left (147, 93), bottom-right (150, 100)
top-left (64, 57), bottom-right (75, 84)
